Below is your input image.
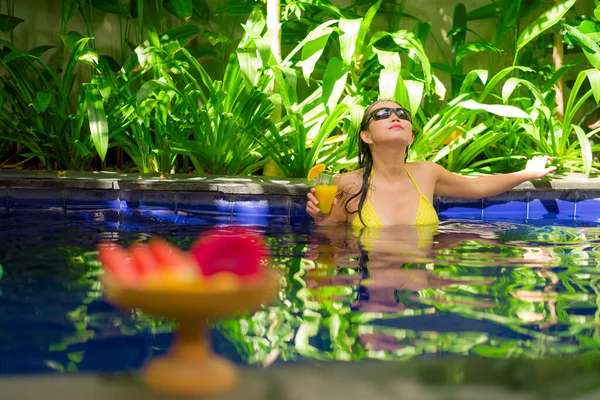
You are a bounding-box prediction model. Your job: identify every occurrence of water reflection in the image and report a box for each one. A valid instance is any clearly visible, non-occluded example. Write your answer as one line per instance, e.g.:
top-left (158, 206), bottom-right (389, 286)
top-left (1, 219), bottom-right (600, 373)
top-left (219, 221), bottom-right (599, 365)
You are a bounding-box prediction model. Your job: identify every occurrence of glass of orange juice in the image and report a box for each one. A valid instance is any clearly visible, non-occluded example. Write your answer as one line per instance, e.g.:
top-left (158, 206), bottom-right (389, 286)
top-left (314, 173), bottom-right (338, 214)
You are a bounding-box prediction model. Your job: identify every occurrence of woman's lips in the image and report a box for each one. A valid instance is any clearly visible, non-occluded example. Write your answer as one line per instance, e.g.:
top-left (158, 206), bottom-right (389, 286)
top-left (389, 124), bottom-right (403, 130)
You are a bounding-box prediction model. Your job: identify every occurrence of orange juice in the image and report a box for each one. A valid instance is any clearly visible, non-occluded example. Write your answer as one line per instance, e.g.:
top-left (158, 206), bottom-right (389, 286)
top-left (314, 185), bottom-right (338, 214)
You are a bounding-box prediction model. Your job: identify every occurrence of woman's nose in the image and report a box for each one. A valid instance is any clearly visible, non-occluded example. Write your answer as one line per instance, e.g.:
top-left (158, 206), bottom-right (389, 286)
top-left (389, 112), bottom-right (401, 122)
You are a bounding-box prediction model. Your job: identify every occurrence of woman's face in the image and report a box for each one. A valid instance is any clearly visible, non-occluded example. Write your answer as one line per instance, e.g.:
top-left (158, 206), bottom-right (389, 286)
top-left (360, 101), bottom-right (413, 147)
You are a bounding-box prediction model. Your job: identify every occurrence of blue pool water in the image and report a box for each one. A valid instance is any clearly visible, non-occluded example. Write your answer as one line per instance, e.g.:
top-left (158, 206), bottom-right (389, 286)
top-left (1, 208), bottom-right (600, 375)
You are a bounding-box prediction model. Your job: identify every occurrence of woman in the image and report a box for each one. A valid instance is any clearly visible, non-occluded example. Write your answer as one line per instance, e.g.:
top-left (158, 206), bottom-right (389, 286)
top-left (306, 99), bottom-right (556, 226)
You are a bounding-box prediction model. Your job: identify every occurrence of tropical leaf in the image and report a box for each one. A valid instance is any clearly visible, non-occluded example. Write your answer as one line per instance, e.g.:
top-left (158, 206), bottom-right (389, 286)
top-left (516, 0), bottom-right (576, 53)
top-left (0, 14), bottom-right (24, 32)
top-left (458, 99), bottom-right (531, 118)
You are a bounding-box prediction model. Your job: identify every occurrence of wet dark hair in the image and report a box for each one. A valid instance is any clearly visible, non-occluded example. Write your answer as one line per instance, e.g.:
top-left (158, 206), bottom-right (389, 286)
top-left (345, 99), bottom-right (411, 226)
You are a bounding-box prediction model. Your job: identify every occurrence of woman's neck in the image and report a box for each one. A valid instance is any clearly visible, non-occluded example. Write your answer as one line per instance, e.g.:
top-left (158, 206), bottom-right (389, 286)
top-left (371, 150), bottom-right (408, 180)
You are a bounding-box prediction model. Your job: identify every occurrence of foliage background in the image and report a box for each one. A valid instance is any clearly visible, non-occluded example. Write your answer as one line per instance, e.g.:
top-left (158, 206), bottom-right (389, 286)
top-left (0, 0), bottom-right (599, 177)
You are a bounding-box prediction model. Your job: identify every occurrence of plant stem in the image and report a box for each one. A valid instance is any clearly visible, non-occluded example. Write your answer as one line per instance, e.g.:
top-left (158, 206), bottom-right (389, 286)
top-left (553, 0), bottom-right (565, 123)
top-left (266, 0), bottom-right (282, 63)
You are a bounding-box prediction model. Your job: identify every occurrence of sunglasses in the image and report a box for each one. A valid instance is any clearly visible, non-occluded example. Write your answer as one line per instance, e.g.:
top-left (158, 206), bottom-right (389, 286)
top-left (367, 107), bottom-right (412, 123)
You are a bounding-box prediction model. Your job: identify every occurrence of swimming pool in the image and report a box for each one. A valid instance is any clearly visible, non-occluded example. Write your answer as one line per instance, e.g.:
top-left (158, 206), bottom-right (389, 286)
top-left (0, 180), bottom-right (600, 375)
top-left (1, 183), bottom-right (600, 376)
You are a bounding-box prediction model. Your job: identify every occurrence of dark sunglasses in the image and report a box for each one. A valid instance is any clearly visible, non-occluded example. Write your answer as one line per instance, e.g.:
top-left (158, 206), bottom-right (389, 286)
top-left (367, 107), bottom-right (412, 123)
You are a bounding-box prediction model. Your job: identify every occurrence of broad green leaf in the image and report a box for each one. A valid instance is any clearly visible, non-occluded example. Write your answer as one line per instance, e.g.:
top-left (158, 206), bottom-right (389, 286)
top-left (322, 57), bottom-right (348, 114)
top-left (218, 0), bottom-right (257, 15)
top-left (405, 80), bottom-right (424, 115)
top-left (203, 30), bottom-right (229, 46)
top-left (502, 78), bottom-right (543, 103)
top-left (73, 140), bottom-right (92, 157)
top-left (191, 0), bottom-right (210, 21)
top-left (479, 66), bottom-right (533, 101)
top-left (577, 20), bottom-right (600, 35)
top-left (563, 24), bottom-right (600, 69)
top-left (433, 122), bottom-right (489, 163)
top-left (28, 45), bottom-right (55, 58)
top-left (78, 49), bottom-right (99, 65)
top-left (84, 84), bottom-right (109, 162)
top-left (59, 31), bottom-right (85, 51)
top-left (573, 125), bottom-right (592, 176)
top-left (136, 80), bottom-right (177, 105)
top-left (0, 14), bottom-right (24, 32)
top-left (344, 102), bottom-right (364, 157)
top-left (32, 92), bottom-right (52, 113)
top-left (516, 0), bottom-right (576, 52)
top-left (388, 30), bottom-right (433, 86)
top-left (62, 0), bottom-right (80, 25)
top-left (164, 0), bottom-right (193, 20)
top-left (237, 50), bottom-right (261, 89)
top-left (451, 3), bottom-right (467, 62)
top-left (413, 22), bottom-right (431, 47)
top-left (458, 99), bottom-right (530, 118)
top-left (339, 18), bottom-right (362, 66)
top-left (542, 60), bottom-right (580, 92)
top-left (356, 0), bottom-right (382, 57)
top-left (459, 69), bottom-right (488, 95)
top-left (456, 42), bottom-right (501, 63)
top-left (299, 27), bottom-right (334, 83)
top-left (239, 5), bottom-right (266, 49)
top-left (379, 67), bottom-right (401, 101)
top-left (90, 0), bottom-right (130, 16)
top-left (493, 0), bottom-right (520, 46)
top-left (284, 20), bottom-right (337, 65)
top-left (562, 69), bottom-right (600, 151)
top-left (467, 0), bottom-right (506, 20)
top-left (375, 49), bottom-right (401, 70)
top-left (433, 75), bottom-right (447, 100)
top-left (147, 20), bottom-right (160, 48)
top-left (161, 25), bottom-right (202, 47)
top-left (375, 49), bottom-right (401, 100)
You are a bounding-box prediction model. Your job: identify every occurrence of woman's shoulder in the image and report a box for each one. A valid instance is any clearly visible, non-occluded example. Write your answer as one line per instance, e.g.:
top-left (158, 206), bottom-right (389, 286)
top-left (407, 161), bottom-right (436, 170)
top-left (406, 161), bottom-right (442, 175)
top-left (337, 169), bottom-right (364, 184)
top-left (336, 169), bottom-right (364, 197)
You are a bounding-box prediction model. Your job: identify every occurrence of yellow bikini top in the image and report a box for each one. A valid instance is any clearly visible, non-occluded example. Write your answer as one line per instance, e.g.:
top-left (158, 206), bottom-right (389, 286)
top-left (351, 165), bottom-right (439, 228)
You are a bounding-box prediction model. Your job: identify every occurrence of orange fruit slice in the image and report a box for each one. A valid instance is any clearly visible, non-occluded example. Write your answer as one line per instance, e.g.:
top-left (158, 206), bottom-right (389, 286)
top-left (307, 163), bottom-right (326, 181)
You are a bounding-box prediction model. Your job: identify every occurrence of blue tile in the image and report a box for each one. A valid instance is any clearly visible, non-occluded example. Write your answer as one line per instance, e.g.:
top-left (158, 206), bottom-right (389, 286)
top-left (177, 192), bottom-right (233, 215)
top-left (290, 197), bottom-right (309, 218)
top-left (120, 191), bottom-right (177, 224)
top-left (8, 188), bottom-right (65, 212)
top-left (120, 191), bottom-right (177, 211)
top-left (65, 209), bottom-right (120, 223)
top-left (175, 211), bottom-right (233, 225)
top-left (65, 189), bottom-right (120, 210)
top-left (527, 192), bottom-right (575, 220)
top-left (0, 188), bottom-right (7, 215)
top-left (483, 192), bottom-right (528, 221)
top-left (232, 195), bottom-right (290, 217)
top-left (231, 214), bottom-right (289, 227)
top-left (65, 189), bottom-right (120, 222)
top-left (438, 198), bottom-right (482, 220)
top-left (575, 197), bottom-right (600, 223)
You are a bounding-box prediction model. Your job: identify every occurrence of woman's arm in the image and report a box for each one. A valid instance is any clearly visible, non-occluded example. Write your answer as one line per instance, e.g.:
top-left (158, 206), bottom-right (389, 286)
top-left (431, 156), bottom-right (556, 199)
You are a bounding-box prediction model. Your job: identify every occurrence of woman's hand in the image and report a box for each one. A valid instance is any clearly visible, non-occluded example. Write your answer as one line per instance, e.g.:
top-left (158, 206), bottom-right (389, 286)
top-left (524, 155), bottom-right (556, 179)
top-left (306, 187), bottom-right (330, 225)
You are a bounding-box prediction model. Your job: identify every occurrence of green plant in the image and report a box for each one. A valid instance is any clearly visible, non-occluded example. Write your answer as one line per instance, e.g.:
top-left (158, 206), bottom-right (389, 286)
top-left (0, 38), bottom-right (108, 170)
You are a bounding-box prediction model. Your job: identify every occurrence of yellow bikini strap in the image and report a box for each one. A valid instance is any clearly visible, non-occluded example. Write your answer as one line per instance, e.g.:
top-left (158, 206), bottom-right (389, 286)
top-left (404, 165), bottom-right (424, 197)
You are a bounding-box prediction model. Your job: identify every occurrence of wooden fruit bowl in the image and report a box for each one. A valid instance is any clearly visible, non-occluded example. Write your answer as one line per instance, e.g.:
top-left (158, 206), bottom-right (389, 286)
top-left (102, 270), bottom-right (280, 397)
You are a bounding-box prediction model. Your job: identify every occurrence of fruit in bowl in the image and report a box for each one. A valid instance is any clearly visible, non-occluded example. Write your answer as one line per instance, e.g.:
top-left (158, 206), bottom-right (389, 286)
top-left (97, 226), bottom-right (270, 292)
top-left (96, 226), bottom-right (279, 397)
